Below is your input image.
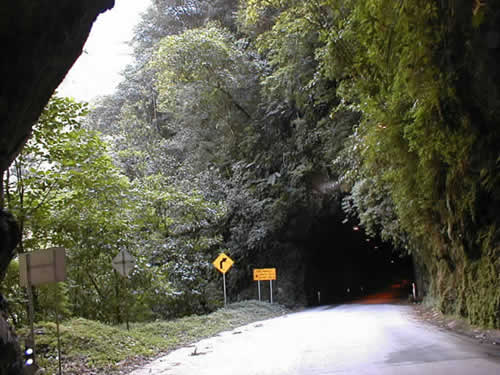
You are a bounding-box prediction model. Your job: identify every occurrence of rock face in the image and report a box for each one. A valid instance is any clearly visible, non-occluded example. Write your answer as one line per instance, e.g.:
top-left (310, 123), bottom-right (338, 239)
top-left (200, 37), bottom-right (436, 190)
top-left (0, 210), bottom-right (20, 284)
top-left (416, 2), bottom-right (500, 328)
top-left (0, 0), bottom-right (115, 174)
top-left (0, 1), bottom-right (114, 373)
top-left (0, 317), bottom-right (23, 375)
top-left (0, 210), bottom-right (22, 375)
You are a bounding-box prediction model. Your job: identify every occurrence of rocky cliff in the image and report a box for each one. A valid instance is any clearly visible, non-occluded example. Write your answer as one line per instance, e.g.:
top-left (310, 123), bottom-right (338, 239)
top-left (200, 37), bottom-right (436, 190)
top-left (0, 1), bottom-right (114, 373)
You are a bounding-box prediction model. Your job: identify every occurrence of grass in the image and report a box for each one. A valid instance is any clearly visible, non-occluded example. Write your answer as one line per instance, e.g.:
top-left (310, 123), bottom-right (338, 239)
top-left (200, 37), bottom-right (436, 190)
top-left (20, 301), bottom-right (290, 374)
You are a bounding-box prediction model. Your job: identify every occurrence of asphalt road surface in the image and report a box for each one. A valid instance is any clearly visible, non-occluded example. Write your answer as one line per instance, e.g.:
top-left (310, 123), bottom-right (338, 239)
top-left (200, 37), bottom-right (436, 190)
top-left (129, 289), bottom-right (500, 375)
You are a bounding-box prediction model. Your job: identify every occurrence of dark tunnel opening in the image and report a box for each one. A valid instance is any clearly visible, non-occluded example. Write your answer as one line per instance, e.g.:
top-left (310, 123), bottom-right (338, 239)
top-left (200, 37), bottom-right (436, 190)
top-left (303, 214), bottom-right (414, 306)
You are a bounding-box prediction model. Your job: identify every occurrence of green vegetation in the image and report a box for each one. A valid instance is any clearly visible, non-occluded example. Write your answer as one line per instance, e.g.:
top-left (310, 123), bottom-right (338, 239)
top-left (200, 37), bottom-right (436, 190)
top-left (236, 0), bottom-right (500, 326)
top-left (2, 0), bottom-right (499, 337)
top-left (20, 301), bottom-right (289, 375)
top-left (1, 95), bottom-right (226, 325)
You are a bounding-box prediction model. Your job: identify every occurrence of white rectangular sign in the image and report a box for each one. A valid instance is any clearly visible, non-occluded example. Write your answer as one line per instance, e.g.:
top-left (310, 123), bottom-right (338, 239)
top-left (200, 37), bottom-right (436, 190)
top-left (19, 247), bottom-right (66, 287)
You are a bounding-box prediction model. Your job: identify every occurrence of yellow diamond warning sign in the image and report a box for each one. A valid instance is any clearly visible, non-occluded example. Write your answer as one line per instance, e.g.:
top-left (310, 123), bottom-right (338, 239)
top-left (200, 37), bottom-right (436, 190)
top-left (253, 268), bottom-right (276, 281)
top-left (212, 253), bottom-right (234, 274)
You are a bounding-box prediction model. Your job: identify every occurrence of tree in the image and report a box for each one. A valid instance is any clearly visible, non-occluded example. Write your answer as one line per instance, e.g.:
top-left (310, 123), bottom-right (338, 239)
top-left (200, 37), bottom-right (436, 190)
top-left (130, 174), bottom-right (227, 316)
top-left (2, 96), bottom-right (137, 323)
top-left (151, 23), bottom-right (262, 173)
top-left (85, 0), bottom-right (500, 325)
top-left (3, 96), bottom-right (88, 253)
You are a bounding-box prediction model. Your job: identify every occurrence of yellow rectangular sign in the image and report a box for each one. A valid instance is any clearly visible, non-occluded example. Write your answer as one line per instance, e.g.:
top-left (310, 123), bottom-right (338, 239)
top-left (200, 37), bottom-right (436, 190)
top-left (253, 268), bottom-right (276, 281)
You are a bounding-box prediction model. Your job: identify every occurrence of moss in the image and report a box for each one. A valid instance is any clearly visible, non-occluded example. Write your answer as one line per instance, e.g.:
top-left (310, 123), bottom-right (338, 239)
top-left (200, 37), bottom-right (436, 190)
top-left (423, 238), bottom-right (500, 329)
top-left (464, 258), bottom-right (500, 328)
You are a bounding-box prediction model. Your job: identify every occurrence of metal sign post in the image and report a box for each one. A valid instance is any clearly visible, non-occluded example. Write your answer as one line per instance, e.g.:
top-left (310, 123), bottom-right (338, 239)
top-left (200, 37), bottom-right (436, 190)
top-left (121, 275), bottom-right (130, 331)
top-left (19, 247), bottom-right (67, 374)
top-left (270, 280), bottom-right (273, 304)
top-left (212, 253), bottom-right (234, 307)
top-left (55, 288), bottom-right (62, 375)
top-left (223, 273), bottom-right (227, 307)
top-left (111, 250), bottom-right (136, 331)
top-left (257, 280), bottom-right (261, 302)
top-left (26, 279), bottom-right (36, 366)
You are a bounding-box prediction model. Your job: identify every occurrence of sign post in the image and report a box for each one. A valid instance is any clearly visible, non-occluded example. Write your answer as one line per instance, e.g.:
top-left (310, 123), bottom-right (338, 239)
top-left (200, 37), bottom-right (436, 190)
top-left (26, 280), bottom-right (36, 369)
top-left (19, 247), bottom-right (66, 374)
top-left (55, 287), bottom-right (62, 375)
top-left (223, 273), bottom-right (227, 307)
top-left (253, 268), bottom-right (277, 303)
top-left (270, 279), bottom-right (273, 304)
top-left (112, 250), bottom-right (136, 330)
top-left (212, 253), bottom-right (234, 307)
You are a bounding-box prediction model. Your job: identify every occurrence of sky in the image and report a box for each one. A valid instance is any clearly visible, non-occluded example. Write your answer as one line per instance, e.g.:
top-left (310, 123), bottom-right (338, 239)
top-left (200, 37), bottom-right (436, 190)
top-left (57, 0), bottom-right (152, 102)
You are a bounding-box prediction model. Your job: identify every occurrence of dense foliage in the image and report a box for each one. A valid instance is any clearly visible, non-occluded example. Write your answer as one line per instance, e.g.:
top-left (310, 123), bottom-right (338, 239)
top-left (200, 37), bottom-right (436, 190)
top-left (86, 0), bottom-right (500, 325)
top-left (238, 0), bottom-right (500, 325)
top-left (1, 96), bottom-right (225, 325)
top-left (3, 0), bottom-right (499, 329)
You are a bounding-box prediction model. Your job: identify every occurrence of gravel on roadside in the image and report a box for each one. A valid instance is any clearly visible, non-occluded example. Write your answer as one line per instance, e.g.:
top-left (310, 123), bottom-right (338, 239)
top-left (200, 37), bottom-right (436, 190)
top-left (408, 303), bottom-right (500, 346)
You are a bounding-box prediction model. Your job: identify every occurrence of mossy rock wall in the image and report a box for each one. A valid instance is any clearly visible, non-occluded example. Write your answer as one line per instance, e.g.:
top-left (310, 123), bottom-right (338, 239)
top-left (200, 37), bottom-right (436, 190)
top-left (423, 242), bottom-right (500, 328)
top-left (412, 1), bottom-right (500, 329)
top-left (462, 255), bottom-right (500, 327)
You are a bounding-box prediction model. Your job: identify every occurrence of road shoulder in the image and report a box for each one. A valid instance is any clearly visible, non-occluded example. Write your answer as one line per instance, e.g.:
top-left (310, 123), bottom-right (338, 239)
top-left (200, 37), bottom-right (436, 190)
top-left (408, 302), bottom-right (500, 347)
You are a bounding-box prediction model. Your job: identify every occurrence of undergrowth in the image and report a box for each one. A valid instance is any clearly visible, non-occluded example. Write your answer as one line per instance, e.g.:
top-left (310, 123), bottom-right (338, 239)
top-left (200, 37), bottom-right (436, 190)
top-left (18, 300), bottom-right (290, 375)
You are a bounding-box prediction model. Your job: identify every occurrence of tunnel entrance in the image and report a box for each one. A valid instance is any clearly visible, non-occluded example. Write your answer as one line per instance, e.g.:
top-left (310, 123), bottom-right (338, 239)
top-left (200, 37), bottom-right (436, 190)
top-left (303, 214), bottom-right (414, 305)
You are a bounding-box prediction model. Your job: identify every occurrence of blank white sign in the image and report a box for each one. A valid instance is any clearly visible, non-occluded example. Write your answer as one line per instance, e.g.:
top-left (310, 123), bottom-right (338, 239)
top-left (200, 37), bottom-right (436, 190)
top-left (19, 247), bottom-right (66, 287)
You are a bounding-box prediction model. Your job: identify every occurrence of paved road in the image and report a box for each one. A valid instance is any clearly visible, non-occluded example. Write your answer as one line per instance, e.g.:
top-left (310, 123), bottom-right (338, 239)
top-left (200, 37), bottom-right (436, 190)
top-left (129, 292), bottom-right (500, 375)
